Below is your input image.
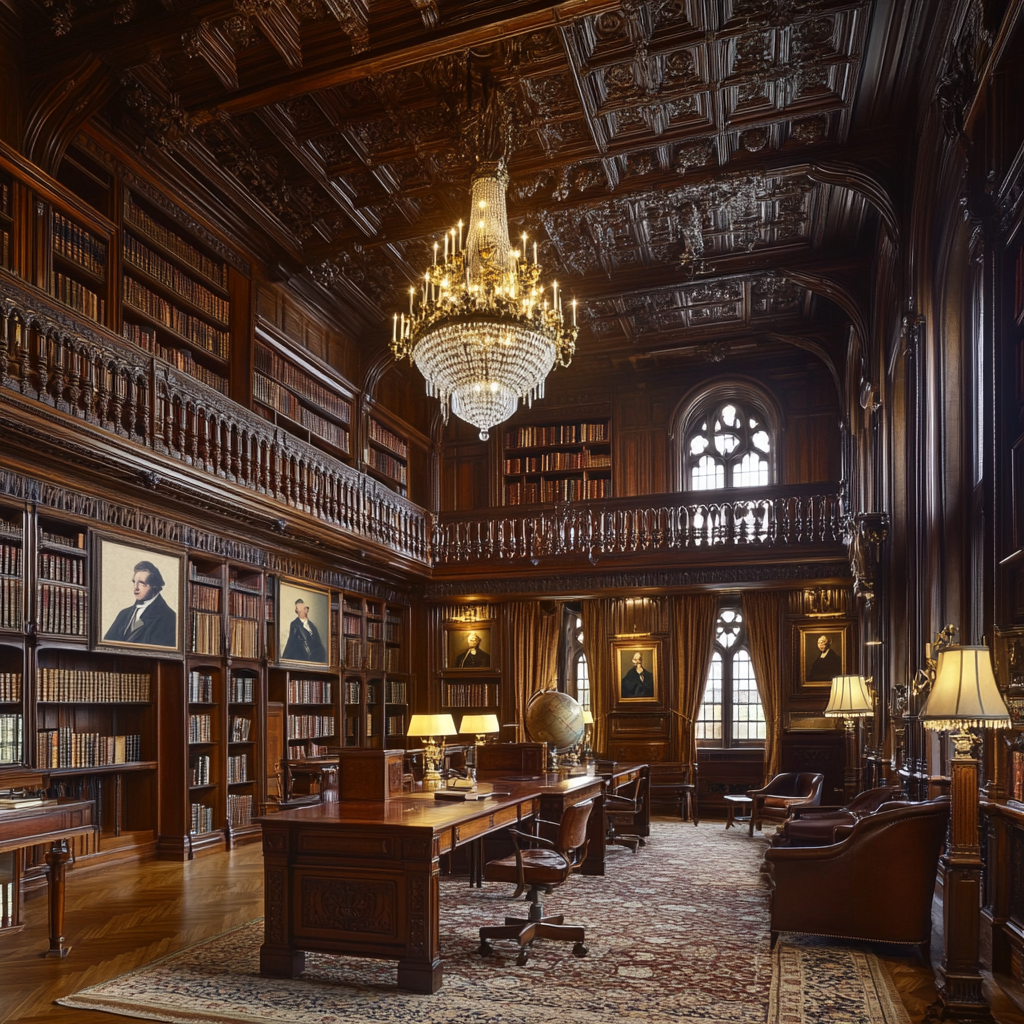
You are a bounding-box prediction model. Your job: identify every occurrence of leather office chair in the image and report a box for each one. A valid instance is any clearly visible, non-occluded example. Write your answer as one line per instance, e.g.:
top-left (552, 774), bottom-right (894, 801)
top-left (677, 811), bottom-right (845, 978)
top-left (479, 798), bottom-right (593, 965)
top-left (605, 773), bottom-right (646, 852)
top-left (648, 762), bottom-right (699, 824)
top-left (747, 772), bottom-right (824, 835)
top-left (771, 785), bottom-right (902, 846)
top-left (764, 796), bottom-right (949, 955)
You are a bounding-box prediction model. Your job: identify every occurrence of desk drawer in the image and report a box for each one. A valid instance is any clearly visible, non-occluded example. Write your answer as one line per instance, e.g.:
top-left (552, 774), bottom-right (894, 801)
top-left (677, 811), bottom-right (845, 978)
top-left (453, 801), bottom-right (529, 846)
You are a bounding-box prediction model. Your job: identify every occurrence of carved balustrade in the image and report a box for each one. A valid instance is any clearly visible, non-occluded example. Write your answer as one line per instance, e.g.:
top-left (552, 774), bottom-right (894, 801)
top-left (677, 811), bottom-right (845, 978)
top-left (432, 485), bottom-right (844, 565)
top-left (0, 276), bottom-right (429, 565)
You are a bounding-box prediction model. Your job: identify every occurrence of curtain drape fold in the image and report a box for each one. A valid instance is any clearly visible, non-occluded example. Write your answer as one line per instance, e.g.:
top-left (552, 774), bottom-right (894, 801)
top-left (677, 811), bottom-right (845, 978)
top-left (671, 594), bottom-right (719, 768)
top-left (580, 599), bottom-right (611, 754)
top-left (507, 600), bottom-right (562, 739)
top-left (742, 590), bottom-right (784, 779)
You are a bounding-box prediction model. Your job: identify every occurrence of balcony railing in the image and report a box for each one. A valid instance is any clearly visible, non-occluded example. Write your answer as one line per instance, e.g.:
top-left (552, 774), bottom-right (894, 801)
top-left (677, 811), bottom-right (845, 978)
top-left (0, 275), bottom-right (430, 565)
top-left (431, 485), bottom-right (844, 565)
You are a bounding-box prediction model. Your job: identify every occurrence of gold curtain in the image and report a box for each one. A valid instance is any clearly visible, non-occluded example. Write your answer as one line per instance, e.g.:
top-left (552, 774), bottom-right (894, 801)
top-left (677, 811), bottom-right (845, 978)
top-left (742, 590), bottom-right (784, 780)
top-left (580, 599), bottom-right (611, 754)
top-left (507, 600), bottom-right (562, 740)
top-left (671, 593), bottom-right (720, 767)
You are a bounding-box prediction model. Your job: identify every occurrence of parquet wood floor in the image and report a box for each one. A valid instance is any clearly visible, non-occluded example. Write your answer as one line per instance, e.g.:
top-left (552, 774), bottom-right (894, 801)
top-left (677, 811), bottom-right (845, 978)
top-left (0, 842), bottom-right (265, 1024)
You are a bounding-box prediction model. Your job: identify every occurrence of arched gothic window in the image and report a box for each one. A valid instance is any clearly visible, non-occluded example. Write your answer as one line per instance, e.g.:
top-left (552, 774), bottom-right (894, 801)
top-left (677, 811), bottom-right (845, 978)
top-left (559, 605), bottom-right (590, 711)
top-left (686, 400), bottom-right (773, 491)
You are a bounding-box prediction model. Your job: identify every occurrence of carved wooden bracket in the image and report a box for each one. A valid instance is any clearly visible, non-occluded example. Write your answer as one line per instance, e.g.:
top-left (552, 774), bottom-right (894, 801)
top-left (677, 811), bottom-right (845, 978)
top-left (842, 511), bottom-right (888, 602)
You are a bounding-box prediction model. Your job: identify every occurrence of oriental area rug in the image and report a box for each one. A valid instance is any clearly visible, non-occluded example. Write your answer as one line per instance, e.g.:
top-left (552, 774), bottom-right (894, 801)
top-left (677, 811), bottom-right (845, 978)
top-left (60, 822), bottom-right (910, 1024)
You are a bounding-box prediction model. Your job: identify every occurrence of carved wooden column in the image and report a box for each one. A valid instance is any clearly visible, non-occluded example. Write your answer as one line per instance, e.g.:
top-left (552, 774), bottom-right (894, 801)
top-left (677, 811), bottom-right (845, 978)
top-left (43, 840), bottom-right (73, 958)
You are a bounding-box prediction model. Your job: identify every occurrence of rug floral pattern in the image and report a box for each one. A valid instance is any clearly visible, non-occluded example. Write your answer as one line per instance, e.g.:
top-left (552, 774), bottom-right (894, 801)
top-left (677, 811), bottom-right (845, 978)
top-left (59, 824), bottom-right (907, 1024)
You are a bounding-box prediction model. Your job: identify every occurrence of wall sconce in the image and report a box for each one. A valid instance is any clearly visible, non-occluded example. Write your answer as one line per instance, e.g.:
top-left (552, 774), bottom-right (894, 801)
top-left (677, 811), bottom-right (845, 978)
top-left (407, 713), bottom-right (458, 791)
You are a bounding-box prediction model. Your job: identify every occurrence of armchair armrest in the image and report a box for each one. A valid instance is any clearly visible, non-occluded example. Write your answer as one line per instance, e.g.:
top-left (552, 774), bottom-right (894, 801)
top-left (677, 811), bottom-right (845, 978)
top-left (507, 827), bottom-right (555, 850)
top-left (789, 805), bottom-right (845, 818)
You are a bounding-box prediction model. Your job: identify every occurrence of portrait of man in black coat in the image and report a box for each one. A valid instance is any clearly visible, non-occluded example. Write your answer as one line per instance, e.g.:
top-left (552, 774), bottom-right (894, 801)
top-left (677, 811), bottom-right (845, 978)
top-left (620, 650), bottom-right (655, 699)
top-left (283, 597), bottom-right (327, 664)
top-left (806, 633), bottom-right (843, 682)
top-left (453, 630), bottom-right (490, 668)
top-left (104, 560), bottom-right (177, 648)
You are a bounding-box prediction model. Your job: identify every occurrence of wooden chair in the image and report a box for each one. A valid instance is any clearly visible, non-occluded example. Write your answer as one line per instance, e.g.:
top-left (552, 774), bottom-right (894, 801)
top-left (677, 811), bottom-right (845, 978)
top-left (648, 762), bottom-right (699, 824)
top-left (478, 799), bottom-right (593, 965)
top-left (747, 772), bottom-right (823, 835)
top-left (604, 773), bottom-right (646, 852)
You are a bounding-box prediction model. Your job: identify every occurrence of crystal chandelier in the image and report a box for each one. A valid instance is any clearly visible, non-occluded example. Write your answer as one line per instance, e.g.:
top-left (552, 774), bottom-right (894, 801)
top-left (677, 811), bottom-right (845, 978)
top-left (390, 161), bottom-right (578, 441)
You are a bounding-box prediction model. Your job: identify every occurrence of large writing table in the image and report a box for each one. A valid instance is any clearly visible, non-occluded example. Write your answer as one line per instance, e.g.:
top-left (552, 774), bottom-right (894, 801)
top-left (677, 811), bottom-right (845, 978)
top-left (0, 798), bottom-right (95, 956)
top-left (257, 774), bottom-right (603, 993)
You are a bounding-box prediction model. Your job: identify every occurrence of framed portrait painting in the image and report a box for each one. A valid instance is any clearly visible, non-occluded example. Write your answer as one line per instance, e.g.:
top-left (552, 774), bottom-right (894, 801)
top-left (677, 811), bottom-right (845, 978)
top-left (95, 536), bottom-right (183, 653)
top-left (797, 623), bottom-right (850, 688)
top-left (612, 636), bottom-right (660, 703)
top-left (277, 579), bottom-right (331, 669)
top-left (445, 621), bottom-right (495, 672)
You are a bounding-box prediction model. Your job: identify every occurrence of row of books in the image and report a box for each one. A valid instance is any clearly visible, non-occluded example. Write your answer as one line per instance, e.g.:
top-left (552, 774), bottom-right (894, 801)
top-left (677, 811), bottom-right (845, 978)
top-left (189, 584), bottom-right (221, 612)
top-left (230, 715), bottom-right (252, 742)
top-left (229, 618), bottom-right (259, 659)
top-left (0, 180), bottom-right (8, 217)
top-left (342, 613), bottom-right (362, 636)
top-left (40, 529), bottom-right (85, 550)
top-left (503, 422), bottom-right (609, 449)
top-left (190, 567), bottom-right (222, 586)
top-left (343, 639), bottom-right (398, 670)
top-left (227, 753), bottom-right (248, 783)
top-left (442, 682), bottom-right (499, 708)
top-left (229, 591), bottom-right (261, 618)
top-left (0, 714), bottom-right (21, 764)
top-left (366, 620), bottom-right (383, 640)
top-left (368, 418), bottom-right (408, 458)
top-left (0, 673), bottom-right (21, 702)
top-left (124, 193), bottom-right (228, 289)
top-left (38, 552), bottom-right (85, 585)
top-left (385, 714), bottom-right (406, 736)
top-left (39, 668), bottom-right (150, 703)
top-left (0, 541), bottom-right (22, 577)
top-left (38, 582), bottom-right (87, 635)
top-left (503, 477), bottom-right (611, 504)
top-left (384, 679), bottom-right (407, 703)
top-left (123, 277), bottom-right (229, 358)
top-left (0, 227), bottom-right (7, 270)
top-left (287, 714), bottom-right (335, 739)
top-left (154, 338), bottom-right (229, 394)
top-left (189, 713), bottom-right (212, 743)
top-left (36, 729), bottom-right (141, 768)
top-left (253, 374), bottom-right (351, 451)
top-left (191, 611), bottom-right (222, 655)
top-left (190, 802), bottom-right (214, 835)
top-left (124, 234), bottom-right (229, 324)
top-left (504, 451), bottom-right (612, 473)
top-left (52, 212), bottom-right (107, 278)
top-left (227, 793), bottom-right (254, 828)
top-left (53, 272), bottom-right (104, 322)
top-left (253, 342), bottom-right (351, 421)
top-left (343, 679), bottom-right (361, 704)
top-left (188, 671), bottom-right (213, 704)
top-left (190, 754), bottom-right (211, 786)
top-left (229, 676), bottom-right (255, 703)
top-left (288, 678), bottom-right (332, 705)
top-left (368, 447), bottom-right (407, 485)
top-left (0, 578), bottom-right (21, 629)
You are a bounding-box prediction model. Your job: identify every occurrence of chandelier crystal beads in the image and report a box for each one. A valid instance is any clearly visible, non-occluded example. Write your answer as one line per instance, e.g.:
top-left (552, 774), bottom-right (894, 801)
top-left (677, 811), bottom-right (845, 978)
top-left (390, 162), bottom-right (578, 441)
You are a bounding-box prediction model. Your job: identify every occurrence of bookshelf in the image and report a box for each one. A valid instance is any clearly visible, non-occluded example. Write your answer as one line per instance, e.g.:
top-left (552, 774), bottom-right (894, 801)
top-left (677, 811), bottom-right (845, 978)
top-left (270, 668), bottom-right (339, 758)
top-left (0, 644), bottom-right (23, 766)
top-left (49, 207), bottom-right (108, 325)
top-left (0, 169), bottom-right (11, 272)
top-left (0, 508), bottom-right (23, 634)
top-left (121, 190), bottom-right (230, 395)
top-left (226, 668), bottom-right (260, 837)
top-left (188, 559), bottom-right (224, 657)
top-left (366, 416), bottom-right (409, 495)
top-left (228, 567), bottom-right (263, 661)
top-left (441, 677), bottom-right (501, 710)
top-left (252, 338), bottom-right (353, 459)
top-left (187, 665), bottom-right (221, 839)
top-left (502, 418), bottom-right (612, 505)
top-left (36, 518), bottom-right (88, 640)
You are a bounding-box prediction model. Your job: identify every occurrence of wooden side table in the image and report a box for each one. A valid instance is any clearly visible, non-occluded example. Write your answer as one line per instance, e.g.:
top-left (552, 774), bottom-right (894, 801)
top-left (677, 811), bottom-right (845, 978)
top-left (723, 794), bottom-right (752, 830)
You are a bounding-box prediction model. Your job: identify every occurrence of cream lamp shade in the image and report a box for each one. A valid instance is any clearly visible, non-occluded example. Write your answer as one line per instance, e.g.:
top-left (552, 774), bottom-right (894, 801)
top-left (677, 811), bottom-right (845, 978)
top-left (458, 714), bottom-right (500, 736)
top-left (920, 646), bottom-right (1011, 731)
top-left (407, 713), bottom-right (458, 738)
top-left (824, 676), bottom-right (874, 718)
top-left (582, 709), bottom-right (594, 725)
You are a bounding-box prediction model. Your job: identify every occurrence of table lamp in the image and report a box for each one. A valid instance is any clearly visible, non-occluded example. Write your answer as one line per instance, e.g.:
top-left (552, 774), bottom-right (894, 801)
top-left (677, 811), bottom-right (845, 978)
top-left (919, 643), bottom-right (1011, 1020)
top-left (459, 713), bottom-right (500, 781)
top-left (824, 675), bottom-right (874, 801)
top-left (407, 713), bottom-right (458, 791)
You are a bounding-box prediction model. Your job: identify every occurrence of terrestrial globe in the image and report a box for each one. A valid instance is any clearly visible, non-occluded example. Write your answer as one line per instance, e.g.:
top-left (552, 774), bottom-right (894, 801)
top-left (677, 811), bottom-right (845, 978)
top-left (525, 690), bottom-right (585, 753)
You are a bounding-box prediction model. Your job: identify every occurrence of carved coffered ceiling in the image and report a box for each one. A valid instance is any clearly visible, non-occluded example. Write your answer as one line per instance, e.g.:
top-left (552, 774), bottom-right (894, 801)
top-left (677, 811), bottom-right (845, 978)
top-left (23, 0), bottom-right (921, 364)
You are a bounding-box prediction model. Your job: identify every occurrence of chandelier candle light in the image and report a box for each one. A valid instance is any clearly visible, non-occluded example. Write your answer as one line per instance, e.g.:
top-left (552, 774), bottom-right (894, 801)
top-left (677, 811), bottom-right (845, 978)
top-left (390, 162), bottom-right (578, 440)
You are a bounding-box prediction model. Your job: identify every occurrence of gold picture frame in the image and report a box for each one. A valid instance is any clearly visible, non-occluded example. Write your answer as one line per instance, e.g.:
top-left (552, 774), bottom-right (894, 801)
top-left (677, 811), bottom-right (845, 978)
top-left (277, 578), bottom-right (331, 669)
top-left (796, 622), bottom-right (850, 688)
top-left (611, 636), bottom-right (661, 704)
top-left (445, 621), bottom-right (495, 672)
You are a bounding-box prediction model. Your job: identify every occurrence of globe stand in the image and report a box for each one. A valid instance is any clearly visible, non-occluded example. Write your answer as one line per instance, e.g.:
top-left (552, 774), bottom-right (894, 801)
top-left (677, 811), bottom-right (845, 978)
top-left (525, 690), bottom-right (586, 777)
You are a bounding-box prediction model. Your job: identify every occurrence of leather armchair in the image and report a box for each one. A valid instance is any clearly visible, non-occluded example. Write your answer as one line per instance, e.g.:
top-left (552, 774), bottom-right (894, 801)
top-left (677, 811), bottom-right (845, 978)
top-left (771, 785), bottom-right (903, 847)
top-left (746, 772), bottom-right (824, 835)
top-left (764, 796), bottom-right (949, 954)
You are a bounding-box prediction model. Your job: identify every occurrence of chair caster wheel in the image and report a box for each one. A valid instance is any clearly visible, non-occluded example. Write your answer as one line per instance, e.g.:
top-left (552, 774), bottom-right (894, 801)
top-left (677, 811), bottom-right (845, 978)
top-left (573, 942), bottom-right (588, 957)
top-left (479, 941), bottom-right (493, 956)
top-left (516, 951), bottom-right (530, 966)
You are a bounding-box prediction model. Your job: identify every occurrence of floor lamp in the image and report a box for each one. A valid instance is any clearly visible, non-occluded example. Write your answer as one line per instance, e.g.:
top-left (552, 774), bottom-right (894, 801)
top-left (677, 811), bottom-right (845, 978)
top-left (407, 713), bottom-right (458, 791)
top-left (824, 675), bottom-right (874, 802)
top-left (919, 644), bottom-right (1011, 1023)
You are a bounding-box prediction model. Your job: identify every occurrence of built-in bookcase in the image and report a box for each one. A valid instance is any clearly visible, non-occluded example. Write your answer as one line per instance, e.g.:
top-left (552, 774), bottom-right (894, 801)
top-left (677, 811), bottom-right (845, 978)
top-left (226, 668), bottom-right (260, 837)
top-left (49, 208), bottom-right (108, 325)
top-left (187, 664), bottom-right (221, 839)
top-left (366, 415), bottom-right (409, 495)
top-left (188, 559), bottom-right (223, 657)
top-left (0, 644), bottom-right (23, 766)
top-left (503, 418), bottom-right (612, 505)
top-left (36, 517), bottom-right (88, 640)
top-left (270, 668), bottom-right (339, 758)
top-left (0, 169), bottom-right (12, 272)
top-left (0, 508), bottom-right (23, 634)
top-left (121, 190), bottom-right (230, 394)
top-left (228, 568), bottom-right (262, 660)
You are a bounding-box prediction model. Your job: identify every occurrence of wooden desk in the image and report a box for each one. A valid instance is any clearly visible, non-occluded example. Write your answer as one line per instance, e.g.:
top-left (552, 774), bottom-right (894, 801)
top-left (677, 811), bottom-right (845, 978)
top-left (257, 777), bottom-right (602, 993)
top-left (0, 799), bottom-right (95, 957)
